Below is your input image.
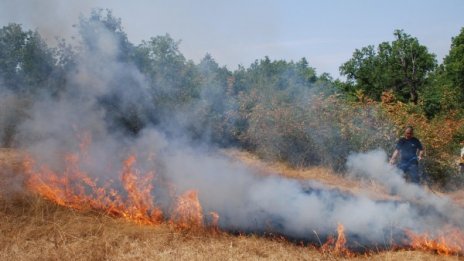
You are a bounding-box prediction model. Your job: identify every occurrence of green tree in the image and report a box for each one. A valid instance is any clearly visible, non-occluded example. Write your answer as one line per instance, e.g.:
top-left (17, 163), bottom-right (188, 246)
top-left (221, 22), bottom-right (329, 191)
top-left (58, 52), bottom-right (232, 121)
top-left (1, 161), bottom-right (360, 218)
top-left (0, 24), bottom-right (60, 146)
top-left (135, 34), bottom-right (189, 89)
top-left (340, 30), bottom-right (436, 104)
top-left (420, 27), bottom-right (464, 118)
top-left (0, 23), bottom-right (56, 93)
top-left (0, 24), bottom-right (28, 90)
top-left (389, 30), bottom-right (437, 103)
top-left (78, 9), bottom-right (134, 62)
top-left (443, 27), bottom-right (464, 102)
top-left (338, 45), bottom-right (382, 99)
top-left (134, 34), bottom-right (200, 124)
top-left (189, 54), bottom-right (236, 144)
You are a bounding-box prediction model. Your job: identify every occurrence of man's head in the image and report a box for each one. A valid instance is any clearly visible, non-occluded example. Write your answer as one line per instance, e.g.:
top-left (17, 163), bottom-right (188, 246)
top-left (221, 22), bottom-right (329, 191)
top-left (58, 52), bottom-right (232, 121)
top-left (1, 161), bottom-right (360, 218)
top-left (404, 126), bottom-right (414, 139)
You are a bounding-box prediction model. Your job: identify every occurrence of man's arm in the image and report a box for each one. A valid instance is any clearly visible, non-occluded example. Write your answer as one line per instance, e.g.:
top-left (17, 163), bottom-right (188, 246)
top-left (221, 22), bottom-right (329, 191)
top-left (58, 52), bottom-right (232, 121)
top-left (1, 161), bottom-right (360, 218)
top-left (417, 140), bottom-right (425, 161)
top-left (389, 149), bottom-right (399, 165)
top-left (418, 148), bottom-right (424, 161)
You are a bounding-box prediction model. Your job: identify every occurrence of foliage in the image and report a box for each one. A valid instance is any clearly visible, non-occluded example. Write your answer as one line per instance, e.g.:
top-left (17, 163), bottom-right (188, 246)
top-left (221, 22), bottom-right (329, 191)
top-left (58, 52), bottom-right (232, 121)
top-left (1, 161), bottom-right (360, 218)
top-left (0, 24), bottom-right (60, 146)
top-left (0, 24), bottom-right (57, 94)
top-left (229, 57), bottom-right (396, 169)
top-left (380, 90), bottom-right (464, 185)
top-left (420, 68), bottom-right (461, 119)
top-left (443, 27), bottom-right (464, 102)
top-left (340, 30), bottom-right (437, 104)
top-left (134, 34), bottom-right (199, 123)
top-left (180, 54), bottom-right (236, 145)
top-left (241, 92), bottom-right (397, 170)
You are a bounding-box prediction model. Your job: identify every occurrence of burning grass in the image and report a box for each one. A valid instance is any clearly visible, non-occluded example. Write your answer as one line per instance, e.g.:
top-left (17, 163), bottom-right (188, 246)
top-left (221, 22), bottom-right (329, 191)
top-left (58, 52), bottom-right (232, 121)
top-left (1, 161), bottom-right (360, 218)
top-left (1, 148), bottom-right (464, 260)
top-left (2, 194), bottom-right (460, 261)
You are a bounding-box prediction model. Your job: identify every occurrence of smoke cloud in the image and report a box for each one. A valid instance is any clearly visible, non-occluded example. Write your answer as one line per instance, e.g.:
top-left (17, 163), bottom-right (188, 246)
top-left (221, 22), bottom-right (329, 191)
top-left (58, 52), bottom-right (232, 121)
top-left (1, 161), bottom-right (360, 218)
top-left (158, 144), bottom-right (463, 246)
top-left (346, 150), bottom-right (464, 229)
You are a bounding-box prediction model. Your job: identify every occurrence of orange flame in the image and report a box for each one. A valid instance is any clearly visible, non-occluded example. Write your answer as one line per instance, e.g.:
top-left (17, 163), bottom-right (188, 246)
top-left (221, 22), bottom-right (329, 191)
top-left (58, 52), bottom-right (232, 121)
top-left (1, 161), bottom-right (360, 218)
top-left (406, 227), bottom-right (464, 255)
top-left (119, 155), bottom-right (163, 224)
top-left (22, 133), bottom-right (219, 230)
top-left (209, 211), bottom-right (220, 231)
top-left (170, 190), bottom-right (204, 229)
top-left (24, 153), bottom-right (164, 225)
top-left (334, 223), bottom-right (348, 254)
top-left (320, 223), bottom-right (353, 257)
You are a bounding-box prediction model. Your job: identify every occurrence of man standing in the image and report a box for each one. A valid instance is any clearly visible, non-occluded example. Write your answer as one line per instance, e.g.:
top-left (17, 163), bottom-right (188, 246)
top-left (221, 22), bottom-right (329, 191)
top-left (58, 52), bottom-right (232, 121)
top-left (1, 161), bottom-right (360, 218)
top-left (389, 126), bottom-right (424, 183)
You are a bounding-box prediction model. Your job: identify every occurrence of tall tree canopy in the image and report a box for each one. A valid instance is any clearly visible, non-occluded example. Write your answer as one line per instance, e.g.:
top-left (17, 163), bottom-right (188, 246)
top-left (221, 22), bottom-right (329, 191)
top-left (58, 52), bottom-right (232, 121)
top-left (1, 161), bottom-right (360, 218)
top-left (340, 30), bottom-right (436, 103)
top-left (443, 27), bottom-right (464, 103)
top-left (0, 24), bottom-right (56, 93)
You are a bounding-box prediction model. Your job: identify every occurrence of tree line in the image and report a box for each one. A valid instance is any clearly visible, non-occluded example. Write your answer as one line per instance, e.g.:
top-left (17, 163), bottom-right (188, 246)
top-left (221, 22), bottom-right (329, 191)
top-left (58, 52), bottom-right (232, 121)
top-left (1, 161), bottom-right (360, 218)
top-left (0, 9), bottom-right (463, 186)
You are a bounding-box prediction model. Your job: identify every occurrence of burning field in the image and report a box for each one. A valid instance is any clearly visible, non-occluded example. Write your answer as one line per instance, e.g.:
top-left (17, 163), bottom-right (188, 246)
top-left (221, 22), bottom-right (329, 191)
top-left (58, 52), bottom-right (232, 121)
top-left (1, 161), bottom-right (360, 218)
top-left (17, 130), bottom-right (464, 256)
top-left (1, 147), bottom-right (464, 260)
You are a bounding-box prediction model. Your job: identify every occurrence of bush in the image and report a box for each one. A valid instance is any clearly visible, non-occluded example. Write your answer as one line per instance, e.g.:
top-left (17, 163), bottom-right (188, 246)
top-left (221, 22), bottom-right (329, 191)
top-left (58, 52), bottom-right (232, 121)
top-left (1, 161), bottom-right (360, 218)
top-left (381, 90), bottom-right (464, 186)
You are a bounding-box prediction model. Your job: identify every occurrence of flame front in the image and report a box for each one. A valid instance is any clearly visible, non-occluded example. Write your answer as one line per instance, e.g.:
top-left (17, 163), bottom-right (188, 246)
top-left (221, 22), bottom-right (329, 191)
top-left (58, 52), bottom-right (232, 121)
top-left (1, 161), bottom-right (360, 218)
top-left (320, 223), bottom-right (353, 257)
top-left (171, 190), bottom-right (204, 229)
top-left (406, 227), bottom-right (464, 255)
top-left (24, 153), bottom-right (163, 225)
top-left (334, 223), bottom-right (349, 254)
top-left (20, 135), bottom-right (464, 256)
top-left (119, 154), bottom-right (163, 224)
top-left (22, 136), bottom-right (217, 229)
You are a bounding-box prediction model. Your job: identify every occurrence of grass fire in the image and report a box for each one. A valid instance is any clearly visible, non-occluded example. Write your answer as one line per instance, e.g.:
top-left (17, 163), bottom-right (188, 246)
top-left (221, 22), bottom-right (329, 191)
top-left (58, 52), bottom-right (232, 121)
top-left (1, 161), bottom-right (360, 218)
top-left (1, 4), bottom-right (464, 260)
top-left (7, 134), bottom-right (464, 258)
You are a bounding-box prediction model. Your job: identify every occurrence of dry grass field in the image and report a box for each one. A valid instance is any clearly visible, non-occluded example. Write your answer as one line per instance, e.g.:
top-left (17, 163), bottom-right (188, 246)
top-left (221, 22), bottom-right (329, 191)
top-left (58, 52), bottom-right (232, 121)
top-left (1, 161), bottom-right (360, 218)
top-left (0, 148), bottom-right (462, 260)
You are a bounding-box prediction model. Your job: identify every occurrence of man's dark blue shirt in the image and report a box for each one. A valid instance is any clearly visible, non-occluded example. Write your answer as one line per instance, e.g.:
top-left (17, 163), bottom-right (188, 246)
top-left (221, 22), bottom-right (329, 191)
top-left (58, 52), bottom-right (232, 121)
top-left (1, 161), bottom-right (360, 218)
top-left (396, 137), bottom-right (423, 165)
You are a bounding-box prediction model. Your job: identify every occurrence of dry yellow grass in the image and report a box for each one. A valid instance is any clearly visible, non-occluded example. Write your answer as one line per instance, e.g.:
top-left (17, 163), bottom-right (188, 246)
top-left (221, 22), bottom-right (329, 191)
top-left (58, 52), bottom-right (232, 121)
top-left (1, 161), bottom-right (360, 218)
top-left (1, 195), bottom-right (459, 261)
top-left (0, 148), bottom-right (461, 260)
top-left (224, 150), bottom-right (397, 201)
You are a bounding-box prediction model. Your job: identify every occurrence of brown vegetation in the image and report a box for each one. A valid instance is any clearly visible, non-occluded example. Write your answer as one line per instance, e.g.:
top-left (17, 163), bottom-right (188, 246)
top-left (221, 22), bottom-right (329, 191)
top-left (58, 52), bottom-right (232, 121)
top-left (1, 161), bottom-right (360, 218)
top-left (225, 149), bottom-right (397, 202)
top-left (380, 90), bottom-right (464, 186)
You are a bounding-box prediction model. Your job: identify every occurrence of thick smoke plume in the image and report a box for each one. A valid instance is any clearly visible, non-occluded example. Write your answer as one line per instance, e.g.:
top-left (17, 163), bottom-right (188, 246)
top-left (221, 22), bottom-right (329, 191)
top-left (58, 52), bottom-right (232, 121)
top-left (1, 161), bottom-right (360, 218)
top-left (1, 9), bottom-right (463, 251)
top-left (347, 150), bottom-right (464, 231)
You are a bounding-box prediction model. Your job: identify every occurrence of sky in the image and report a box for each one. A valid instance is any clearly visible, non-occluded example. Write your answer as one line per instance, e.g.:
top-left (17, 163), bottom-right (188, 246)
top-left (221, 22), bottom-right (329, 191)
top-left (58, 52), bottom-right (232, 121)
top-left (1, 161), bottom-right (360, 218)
top-left (0, 0), bottom-right (463, 78)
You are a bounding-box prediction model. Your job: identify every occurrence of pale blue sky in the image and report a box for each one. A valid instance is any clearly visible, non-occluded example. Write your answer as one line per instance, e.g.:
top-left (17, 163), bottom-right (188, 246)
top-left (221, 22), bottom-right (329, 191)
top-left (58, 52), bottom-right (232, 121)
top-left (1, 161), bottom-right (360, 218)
top-left (1, 0), bottom-right (463, 78)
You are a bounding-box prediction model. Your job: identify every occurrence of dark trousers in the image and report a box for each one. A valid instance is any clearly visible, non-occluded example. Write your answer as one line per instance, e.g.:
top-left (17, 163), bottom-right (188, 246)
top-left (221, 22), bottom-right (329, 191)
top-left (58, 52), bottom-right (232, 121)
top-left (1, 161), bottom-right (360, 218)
top-left (398, 162), bottom-right (420, 184)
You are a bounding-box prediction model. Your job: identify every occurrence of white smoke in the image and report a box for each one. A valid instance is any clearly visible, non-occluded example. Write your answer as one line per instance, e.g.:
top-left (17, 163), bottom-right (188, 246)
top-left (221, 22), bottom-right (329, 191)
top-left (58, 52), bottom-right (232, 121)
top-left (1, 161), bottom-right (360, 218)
top-left (112, 127), bottom-right (461, 246)
top-left (346, 150), bottom-right (450, 206)
top-left (346, 150), bottom-right (463, 230)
